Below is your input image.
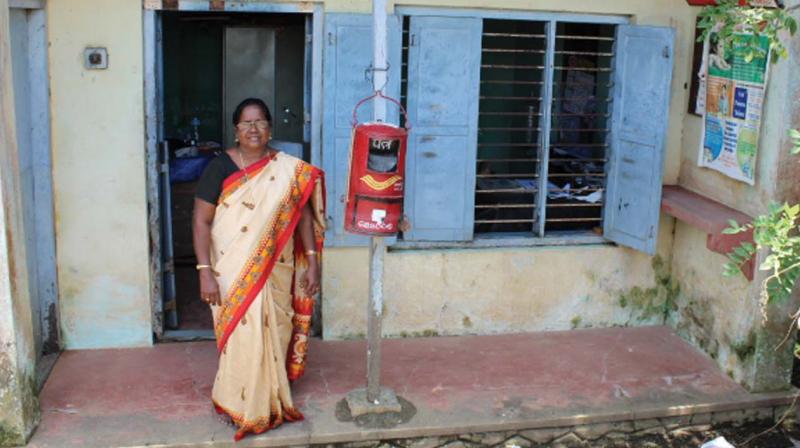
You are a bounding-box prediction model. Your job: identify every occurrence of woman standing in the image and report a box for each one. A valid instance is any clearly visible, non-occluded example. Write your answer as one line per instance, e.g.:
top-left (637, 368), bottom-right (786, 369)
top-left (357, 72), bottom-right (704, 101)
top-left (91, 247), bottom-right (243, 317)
top-left (193, 98), bottom-right (325, 440)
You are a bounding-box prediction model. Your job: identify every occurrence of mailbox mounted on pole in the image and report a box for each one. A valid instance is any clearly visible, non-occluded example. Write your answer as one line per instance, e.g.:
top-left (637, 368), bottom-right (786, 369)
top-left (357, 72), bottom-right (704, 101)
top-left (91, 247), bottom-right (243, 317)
top-left (344, 93), bottom-right (409, 236)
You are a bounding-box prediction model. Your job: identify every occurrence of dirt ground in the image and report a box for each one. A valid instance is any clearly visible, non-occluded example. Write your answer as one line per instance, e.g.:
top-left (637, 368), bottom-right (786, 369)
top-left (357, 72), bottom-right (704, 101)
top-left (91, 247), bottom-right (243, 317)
top-left (615, 420), bottom-right (800, 448)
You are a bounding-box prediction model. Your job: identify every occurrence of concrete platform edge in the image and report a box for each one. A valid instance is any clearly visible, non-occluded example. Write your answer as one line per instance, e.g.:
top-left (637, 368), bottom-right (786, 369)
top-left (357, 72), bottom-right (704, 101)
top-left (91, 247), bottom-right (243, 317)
top-left (121, 389), bottom-right (799, 448)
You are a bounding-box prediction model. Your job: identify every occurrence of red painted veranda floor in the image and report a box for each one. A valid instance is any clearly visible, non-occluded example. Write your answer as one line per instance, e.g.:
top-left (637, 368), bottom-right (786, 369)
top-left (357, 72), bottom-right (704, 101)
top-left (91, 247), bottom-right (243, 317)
top-left (28, 326), bottom-right (775, 448)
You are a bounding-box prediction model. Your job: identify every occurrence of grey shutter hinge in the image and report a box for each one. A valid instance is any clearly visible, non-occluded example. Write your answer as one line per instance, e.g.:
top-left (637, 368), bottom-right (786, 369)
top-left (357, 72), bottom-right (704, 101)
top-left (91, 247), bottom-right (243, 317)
top-left (328, 32), bottom-right (335, 45)
top-left (410, 34), bottom-right (416, 47)
top-left (663, 46), bottom-right (669, 58)
top-left (649, 225), bottom-right (655, 239)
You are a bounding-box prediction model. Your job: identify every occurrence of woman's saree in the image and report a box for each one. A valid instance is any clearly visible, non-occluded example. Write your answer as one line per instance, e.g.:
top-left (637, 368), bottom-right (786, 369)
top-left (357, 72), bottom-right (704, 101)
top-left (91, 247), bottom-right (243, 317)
top-left (207, 152), bottom-right (325, 440)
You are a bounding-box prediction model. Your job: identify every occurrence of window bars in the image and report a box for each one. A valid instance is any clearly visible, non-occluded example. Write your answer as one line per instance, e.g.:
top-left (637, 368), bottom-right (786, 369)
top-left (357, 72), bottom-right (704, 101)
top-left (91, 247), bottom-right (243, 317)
top-left (474, 19), bottom-right (546, 234)
top-left (543, 22), bottom-right (614, 234)
top-left (475, 20), bottom-right (615, 236)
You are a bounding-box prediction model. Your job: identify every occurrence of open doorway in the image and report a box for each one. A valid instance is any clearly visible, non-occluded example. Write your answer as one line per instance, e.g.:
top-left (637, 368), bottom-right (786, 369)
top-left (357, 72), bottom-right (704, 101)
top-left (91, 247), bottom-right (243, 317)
top-left (157, 11), bottom-right (312, 338)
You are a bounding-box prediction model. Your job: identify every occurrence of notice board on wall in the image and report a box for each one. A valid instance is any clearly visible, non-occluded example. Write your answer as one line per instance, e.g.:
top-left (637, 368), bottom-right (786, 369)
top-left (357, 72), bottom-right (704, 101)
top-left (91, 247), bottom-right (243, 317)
top-left (697, 34), bottom-right (771, 185)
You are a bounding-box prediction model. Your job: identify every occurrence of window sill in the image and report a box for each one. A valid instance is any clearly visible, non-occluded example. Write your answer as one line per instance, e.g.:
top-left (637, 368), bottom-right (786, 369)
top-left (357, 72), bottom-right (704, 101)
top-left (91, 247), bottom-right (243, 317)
top-left (660, 185), bottom-right (754, 281)
top-left (389, 231), bottom-right (610, 251)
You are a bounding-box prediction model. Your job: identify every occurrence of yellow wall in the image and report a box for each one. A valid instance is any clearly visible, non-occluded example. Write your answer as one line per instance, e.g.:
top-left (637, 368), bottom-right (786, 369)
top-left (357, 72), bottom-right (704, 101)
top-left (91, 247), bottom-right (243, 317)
top-left (48, 0), bottom-right (152, 349)
top-left (667, 222), bottom-right (757, 382)
top-left (677, 5), bottom-right (798, 217)
top-left (668, 4), bottom-right (800, 388)
top-left (324, 218), bottom-right (678, 339)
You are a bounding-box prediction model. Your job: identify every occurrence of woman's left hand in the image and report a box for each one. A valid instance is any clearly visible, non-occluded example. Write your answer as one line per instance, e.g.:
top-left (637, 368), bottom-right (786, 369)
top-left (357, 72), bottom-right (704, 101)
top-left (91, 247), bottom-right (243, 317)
top-left (299, 262), bottom-right (321, 296)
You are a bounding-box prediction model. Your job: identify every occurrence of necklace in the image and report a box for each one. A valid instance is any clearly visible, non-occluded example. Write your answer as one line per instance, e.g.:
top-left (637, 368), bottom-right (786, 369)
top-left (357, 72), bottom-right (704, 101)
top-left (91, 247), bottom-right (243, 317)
top-left (236, 147), bottom-right (272, 210)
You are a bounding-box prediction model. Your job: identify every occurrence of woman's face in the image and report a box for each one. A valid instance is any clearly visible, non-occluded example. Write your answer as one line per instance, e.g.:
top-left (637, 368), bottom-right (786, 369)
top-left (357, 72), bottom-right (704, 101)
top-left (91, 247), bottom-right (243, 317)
top-left (235, 105), bottom-right (271, 151)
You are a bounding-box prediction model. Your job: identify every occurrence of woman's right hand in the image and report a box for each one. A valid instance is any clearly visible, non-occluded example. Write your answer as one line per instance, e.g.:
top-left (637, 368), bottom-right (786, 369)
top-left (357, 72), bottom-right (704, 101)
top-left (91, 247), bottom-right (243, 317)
top-left (199, 269), bottom-right (222, 306)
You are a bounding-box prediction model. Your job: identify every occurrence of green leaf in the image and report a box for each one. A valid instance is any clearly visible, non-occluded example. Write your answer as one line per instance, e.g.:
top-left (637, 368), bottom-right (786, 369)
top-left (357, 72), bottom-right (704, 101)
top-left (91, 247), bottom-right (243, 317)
top-left (788, 18), bottom-right (798, 36)
top-left (790, 129), bottom-right (800, 155)
top-left (723, 263), bottom-right (738, 277)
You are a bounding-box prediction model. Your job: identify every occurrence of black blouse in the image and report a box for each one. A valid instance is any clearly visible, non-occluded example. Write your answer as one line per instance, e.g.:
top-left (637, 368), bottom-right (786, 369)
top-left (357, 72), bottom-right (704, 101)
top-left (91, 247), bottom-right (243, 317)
top-left (195, 152), bottom-right (239, 205)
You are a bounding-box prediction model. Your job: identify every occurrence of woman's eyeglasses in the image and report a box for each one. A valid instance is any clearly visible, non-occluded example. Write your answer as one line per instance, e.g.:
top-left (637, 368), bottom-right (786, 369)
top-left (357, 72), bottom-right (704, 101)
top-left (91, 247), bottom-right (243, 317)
top-left (236, 120), bottom-right (270, 131)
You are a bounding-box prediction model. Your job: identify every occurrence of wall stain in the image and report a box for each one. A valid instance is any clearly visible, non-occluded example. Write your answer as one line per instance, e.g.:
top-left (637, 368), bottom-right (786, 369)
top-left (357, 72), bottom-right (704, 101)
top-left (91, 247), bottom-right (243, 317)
top-left (42, 303), bottom-right (60, 354)
top-left (397, 329), bottom-right (439, 338)
top-left (731, 330), bottom-right (757, 363)
top-left (0, 351), bottom-right (39, 445)
top-left (616, 255), bottom-right (681, 326)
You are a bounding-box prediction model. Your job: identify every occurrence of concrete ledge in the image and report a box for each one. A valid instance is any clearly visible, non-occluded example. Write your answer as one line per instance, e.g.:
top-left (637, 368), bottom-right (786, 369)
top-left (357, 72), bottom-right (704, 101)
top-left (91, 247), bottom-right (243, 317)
top-left (661, 185), bottom-right (755, 280)
top-left (127, 391), bottom-right (798, 447)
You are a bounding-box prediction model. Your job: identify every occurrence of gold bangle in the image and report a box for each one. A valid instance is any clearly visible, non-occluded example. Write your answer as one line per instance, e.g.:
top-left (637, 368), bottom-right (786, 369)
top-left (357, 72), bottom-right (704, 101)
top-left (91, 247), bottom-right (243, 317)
top-left (196, 264), bottom-right (213, 271)
top-left (305, 250), bottom-right (317, 256)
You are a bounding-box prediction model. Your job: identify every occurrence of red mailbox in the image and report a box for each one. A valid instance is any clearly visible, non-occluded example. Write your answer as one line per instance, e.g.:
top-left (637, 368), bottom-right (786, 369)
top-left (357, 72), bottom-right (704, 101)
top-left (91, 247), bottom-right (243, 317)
top-left (344, 93), bottom-right (409, 236)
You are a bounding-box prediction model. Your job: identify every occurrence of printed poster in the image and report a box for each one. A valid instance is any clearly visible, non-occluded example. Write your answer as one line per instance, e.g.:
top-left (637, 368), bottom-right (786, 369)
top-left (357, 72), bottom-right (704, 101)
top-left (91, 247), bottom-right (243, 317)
top-left (698, 34), bottom-right (770, 185)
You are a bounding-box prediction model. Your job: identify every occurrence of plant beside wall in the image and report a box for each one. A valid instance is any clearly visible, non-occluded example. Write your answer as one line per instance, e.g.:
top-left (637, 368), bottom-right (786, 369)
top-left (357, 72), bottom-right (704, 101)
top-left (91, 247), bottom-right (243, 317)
top-left (724, 131), bottom-right (800, 355)
top-left (698, 1), bottom-right (799, 349)
top-left (697, 0), bottom-right (797, 62)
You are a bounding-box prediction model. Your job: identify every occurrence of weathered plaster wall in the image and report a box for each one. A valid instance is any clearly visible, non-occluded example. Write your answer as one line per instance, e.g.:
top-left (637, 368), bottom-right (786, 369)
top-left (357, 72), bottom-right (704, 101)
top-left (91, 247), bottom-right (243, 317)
top-left (48, 0), bottom-right (152, 348)
top-left (668, 3), bottom-right (800, 391)
top-left (666, 224), bottom-right (756, 385)
top-left (0, 0), bottom-right (39, 443)
top-left (322, 0), bottom-right (693, 339)
top-left (324, 218), bottom-right (678, 339)
top-left (678, 8), bottom-right (798, 217)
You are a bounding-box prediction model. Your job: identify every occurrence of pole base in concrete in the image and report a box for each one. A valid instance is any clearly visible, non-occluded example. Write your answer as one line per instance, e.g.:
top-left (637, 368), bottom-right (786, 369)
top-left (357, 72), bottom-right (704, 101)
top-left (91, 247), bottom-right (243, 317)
top-left (345, 387), bottom-right (402, 417)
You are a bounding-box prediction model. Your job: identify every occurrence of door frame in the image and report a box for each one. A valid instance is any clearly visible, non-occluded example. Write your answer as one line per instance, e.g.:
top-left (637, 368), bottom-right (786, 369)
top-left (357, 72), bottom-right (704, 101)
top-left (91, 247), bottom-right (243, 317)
top-left (143, 1), bottom-right (324, 338)
top-left (9, 0), bottom-right (60, 357)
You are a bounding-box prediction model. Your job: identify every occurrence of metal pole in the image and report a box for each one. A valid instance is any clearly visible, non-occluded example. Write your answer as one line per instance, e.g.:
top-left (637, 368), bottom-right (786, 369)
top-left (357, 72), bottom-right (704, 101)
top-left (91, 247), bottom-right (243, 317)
top-left (366, 237), bottom-right (385, 403)
top-left (372, 0), bottom-right (387, 122)
top-left (366, 0), bottom-right (388, 405)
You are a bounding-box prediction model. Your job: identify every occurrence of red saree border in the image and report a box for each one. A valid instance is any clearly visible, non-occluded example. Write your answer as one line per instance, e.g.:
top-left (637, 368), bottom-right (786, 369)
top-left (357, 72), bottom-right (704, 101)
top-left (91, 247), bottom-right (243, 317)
top-left (213, 399), bottom-right (303, 441)
top-left (215, 163), bottom-right (322, 353)
top-left (217, 154), bottom-right (275, 205)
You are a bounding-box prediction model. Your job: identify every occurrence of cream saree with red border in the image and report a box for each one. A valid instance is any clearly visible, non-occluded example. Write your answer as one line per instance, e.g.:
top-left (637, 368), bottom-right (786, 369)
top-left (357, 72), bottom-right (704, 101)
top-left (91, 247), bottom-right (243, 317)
top-left (207, 152), bottom-right (324, 440)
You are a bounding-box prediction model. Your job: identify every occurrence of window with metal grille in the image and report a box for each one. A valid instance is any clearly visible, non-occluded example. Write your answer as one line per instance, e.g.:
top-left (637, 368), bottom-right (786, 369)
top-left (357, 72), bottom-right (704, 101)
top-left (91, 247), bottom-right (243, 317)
top-left (544, 23), bottom-right (614, 234)
top-left (476, 20), bottom-right (615, 236)
top-left (400, 17), bottom-right (616, 239)
top-left (475, 19), bottom-right (546, 234)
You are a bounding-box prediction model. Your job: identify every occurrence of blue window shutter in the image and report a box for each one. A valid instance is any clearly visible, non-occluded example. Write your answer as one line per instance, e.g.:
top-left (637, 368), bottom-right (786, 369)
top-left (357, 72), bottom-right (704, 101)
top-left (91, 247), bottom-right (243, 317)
top-left (603, 25), bottom-right (675, 255)
top-left (404, 16), bottom-right (482, 241)
top-left (322, 13), bottom-right (402, 246)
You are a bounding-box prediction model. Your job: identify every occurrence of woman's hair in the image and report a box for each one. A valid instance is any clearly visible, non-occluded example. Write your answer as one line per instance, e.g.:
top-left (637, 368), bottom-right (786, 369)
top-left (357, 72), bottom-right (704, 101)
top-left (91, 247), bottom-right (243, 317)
top-left (232, 98), bottom-right (272, 125)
